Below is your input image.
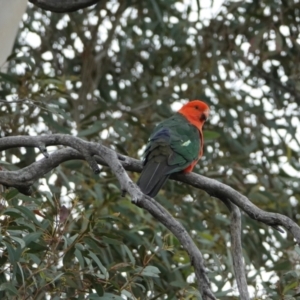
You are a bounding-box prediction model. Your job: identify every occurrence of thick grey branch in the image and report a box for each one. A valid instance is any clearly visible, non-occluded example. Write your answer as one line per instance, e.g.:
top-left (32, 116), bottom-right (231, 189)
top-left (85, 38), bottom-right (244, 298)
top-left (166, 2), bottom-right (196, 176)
top-left (1, 135), bottom-right (300, 246)
top-left (175, 172), bottom-right (300, 245)
top-left (0, 135), bottom-right (216, 299)
top-left (136, 196), bottom-right (216, 300)
top-left (2, 134), bottom-right (300, 299)
top-left (91, 145), bottom-right (216, 300)
top-left (0, 135), bottom-right (100, 173)
top-left (28, 0), bottom-right (100, 13)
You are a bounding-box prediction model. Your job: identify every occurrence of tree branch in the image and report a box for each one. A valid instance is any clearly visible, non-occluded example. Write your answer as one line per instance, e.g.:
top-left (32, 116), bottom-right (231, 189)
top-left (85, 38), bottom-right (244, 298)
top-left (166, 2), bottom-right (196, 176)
top-left (222, 199), bottom-right (250, 300)
top-left (1, 134), bottom-right (300, 298)
top-left (0, 135), bottom-right (216, 299)
top-left (28, 0), bottom-right (101, 13)
top-left (175, 172), bottom-right (300, 244)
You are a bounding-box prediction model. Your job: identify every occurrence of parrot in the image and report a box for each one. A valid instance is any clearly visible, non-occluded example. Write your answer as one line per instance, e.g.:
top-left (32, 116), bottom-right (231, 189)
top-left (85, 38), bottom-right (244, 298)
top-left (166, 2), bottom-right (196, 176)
top-left (137, 100), bottom-right (209, 197)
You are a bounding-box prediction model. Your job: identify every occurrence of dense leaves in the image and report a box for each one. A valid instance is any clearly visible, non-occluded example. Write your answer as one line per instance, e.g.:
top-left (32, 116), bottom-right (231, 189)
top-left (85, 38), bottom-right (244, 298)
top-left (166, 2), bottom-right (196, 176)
top-left (1, 0), bottom-right (300, 298)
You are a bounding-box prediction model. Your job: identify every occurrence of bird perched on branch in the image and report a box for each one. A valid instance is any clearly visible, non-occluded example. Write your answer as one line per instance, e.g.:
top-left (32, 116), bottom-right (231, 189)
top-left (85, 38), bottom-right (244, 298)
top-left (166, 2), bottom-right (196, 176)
top-left (137, 100), bottom-right (209, 197)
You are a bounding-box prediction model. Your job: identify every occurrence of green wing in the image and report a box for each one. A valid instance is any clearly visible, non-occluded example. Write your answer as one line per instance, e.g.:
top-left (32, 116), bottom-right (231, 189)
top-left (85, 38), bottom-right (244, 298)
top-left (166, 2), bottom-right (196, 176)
top-left (137, 113), bottom-right (201, 196)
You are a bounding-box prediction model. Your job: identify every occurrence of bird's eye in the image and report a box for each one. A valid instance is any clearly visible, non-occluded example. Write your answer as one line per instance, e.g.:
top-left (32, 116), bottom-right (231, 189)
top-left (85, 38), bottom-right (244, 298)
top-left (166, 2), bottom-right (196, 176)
top-left (195, 106), bottom-right (199, 110)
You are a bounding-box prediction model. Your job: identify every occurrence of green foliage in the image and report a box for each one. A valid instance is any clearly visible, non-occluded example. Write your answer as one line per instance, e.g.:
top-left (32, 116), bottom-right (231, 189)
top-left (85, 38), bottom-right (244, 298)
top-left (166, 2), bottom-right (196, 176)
top-left (1, 0), bottom-right (300, 298)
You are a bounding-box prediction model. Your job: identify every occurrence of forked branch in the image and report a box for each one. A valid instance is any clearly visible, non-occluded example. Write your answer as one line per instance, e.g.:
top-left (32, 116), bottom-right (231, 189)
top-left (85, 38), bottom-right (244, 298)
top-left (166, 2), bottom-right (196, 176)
top-left (0, 134), bottom-right (215, 300)
top-left (1, 134), bottom-right (300, 299)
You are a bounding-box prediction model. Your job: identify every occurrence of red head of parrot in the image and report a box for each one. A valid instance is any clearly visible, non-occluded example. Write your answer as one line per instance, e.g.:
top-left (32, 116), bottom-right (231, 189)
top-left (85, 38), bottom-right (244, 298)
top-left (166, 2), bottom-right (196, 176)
top-left (137, 100), bottom-right (209, 197)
